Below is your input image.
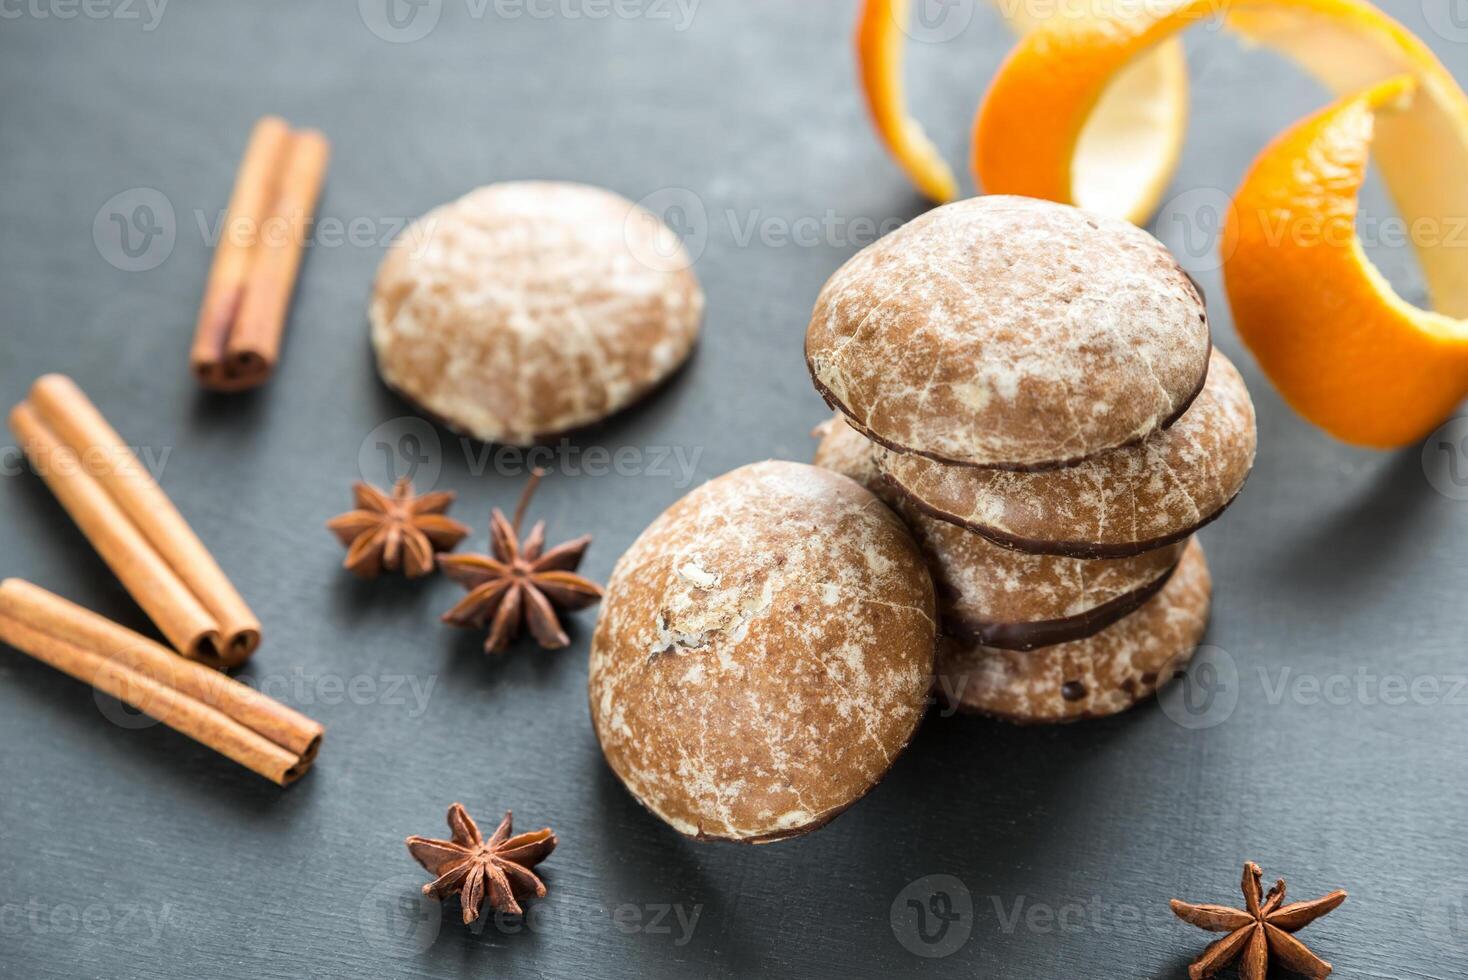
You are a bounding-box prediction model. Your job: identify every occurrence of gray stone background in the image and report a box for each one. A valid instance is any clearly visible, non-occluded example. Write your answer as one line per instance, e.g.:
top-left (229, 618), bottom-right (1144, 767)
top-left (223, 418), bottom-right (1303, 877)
top-left (2, 1), bottom-right (1467, 976)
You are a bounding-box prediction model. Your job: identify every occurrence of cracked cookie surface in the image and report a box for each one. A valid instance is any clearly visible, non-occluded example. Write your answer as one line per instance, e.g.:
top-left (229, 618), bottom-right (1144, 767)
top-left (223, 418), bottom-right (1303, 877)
top-left (589, 461), bottom-right (935, 843)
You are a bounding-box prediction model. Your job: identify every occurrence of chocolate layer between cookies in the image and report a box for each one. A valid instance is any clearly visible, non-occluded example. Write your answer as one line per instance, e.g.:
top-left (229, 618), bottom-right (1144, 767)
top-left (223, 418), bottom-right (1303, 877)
top-left (937, 539), bottom-right (1212, 723)
top-left (813, 416), bottom-right (1185, 649)
top-left (878, 349), bottom-right (1257, 559)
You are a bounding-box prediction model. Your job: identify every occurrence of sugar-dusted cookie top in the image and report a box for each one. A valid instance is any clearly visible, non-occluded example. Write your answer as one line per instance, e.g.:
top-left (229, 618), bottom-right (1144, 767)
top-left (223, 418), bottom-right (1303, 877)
top-left (589, 461), bottom-right (935, 843)
top-left (371, 181), bottom-right (703, 445)
top-left (880, 349), bottom-right (1256, 558)
top-left (806, 195), bottom-right (1210, 469)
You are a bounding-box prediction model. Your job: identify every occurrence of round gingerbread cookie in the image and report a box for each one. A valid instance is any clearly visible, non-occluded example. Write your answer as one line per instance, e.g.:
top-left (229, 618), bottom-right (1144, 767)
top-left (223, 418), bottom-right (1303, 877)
top-left (805, 195), bottom-right (1210, 470)
top-left (589, 460), bottom-right (936, 843)
top-left (813, 415), bottom-right (1185, 650)
top-left (370, 181), bottom-right (704, 445)
top-left (880, 349), bottom-right (1256, 559)
top-left (937, 539), bottom-right (1211, 723)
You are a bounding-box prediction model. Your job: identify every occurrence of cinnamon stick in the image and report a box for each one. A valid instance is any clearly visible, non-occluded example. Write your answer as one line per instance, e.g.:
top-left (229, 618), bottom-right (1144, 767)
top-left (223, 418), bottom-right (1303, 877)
top-left (0, 579), bottom-right (319, 760)
top-left (10, 375), bottom-right (261, 667)
top-left (191, 117), bottom-right (330, 392)
top-left (0, 582), bottom-right (318, 786)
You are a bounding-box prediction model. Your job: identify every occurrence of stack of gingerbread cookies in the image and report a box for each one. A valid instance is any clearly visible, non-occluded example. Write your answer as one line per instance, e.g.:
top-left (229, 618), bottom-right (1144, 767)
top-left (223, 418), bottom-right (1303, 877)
top-left (805, 196), bottom-right (1256, 723)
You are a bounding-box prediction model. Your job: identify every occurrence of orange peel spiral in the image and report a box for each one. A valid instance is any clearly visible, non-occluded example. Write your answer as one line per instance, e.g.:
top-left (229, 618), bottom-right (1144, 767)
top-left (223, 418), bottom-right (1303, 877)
top-left (855, 0), bottom-right (1188, 223)
top-left (967, 0), bottom-right (1468, 447)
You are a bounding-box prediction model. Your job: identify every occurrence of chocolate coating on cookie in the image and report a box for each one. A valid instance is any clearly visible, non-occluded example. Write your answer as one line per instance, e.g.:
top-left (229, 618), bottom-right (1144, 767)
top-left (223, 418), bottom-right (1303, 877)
top-left (880, 349), bottom-right (1256, 558)
top-left (937, 539), bottom-right (1211, 723)
top-left (371, 181), bottom-right (703, 445)
top-left (589, 461), bottom-right (935, 843)
top-left (805, 196), bottom-right (1210, 469)
top-left (813, 416), bottom-right (1184, 648)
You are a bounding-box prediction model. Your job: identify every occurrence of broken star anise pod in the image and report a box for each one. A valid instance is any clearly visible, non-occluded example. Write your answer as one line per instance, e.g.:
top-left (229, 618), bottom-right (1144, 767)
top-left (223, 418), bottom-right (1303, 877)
top-left (327, 477), bottom-right (471, 579)
top-left (438, 470), bottom-right (602, 654)
top-left (406, 803), bottom-right (557, 923)
top-left (1171, 862), bottom-right (1347, 980)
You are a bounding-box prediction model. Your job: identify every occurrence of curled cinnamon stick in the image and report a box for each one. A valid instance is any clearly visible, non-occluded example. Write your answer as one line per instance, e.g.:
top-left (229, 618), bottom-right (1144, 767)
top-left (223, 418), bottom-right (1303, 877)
top-left (0, 581), bottom-right (319, 786)
top-left (191, 117), bottom-right (330, 392)
top-left (10, 375), bottom-right (261, 666)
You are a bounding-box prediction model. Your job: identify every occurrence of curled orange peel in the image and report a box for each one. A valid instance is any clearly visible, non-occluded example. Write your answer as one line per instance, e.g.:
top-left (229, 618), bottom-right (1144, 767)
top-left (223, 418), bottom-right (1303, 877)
top-left (855, 0), bottom-right (1188, 222)
top-left (975, 1), bottom-right (1468, 229)
top-left (975, 0), bottom-right (1468, 446)
top-left (1224, 75), bottom-right (1468, 447)
top-left (856, 0), bottom-right (961, 202)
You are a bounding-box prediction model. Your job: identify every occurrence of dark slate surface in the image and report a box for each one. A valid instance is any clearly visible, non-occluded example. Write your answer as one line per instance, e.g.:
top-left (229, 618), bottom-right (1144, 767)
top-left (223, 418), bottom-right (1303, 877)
top-left (3, 2), bottom-right (1468, 977)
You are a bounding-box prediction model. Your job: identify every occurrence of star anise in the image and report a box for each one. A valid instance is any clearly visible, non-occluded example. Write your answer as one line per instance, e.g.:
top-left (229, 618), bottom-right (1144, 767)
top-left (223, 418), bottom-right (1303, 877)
top-left (406, 803), bottom-right (556, 923)
top-left (326, 477), bottom-right (471, 578)
top-left (1171, 862), bottom-right (1347, 980)
top-left (438, 470), bottom-right (602, 653)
